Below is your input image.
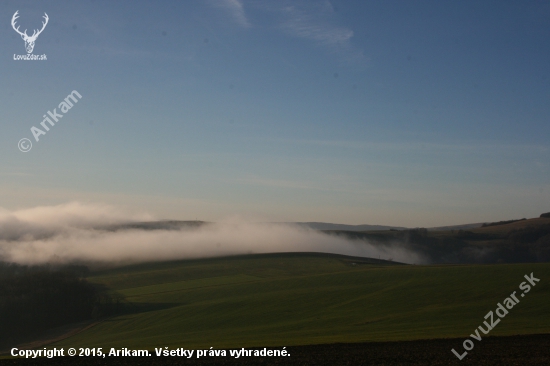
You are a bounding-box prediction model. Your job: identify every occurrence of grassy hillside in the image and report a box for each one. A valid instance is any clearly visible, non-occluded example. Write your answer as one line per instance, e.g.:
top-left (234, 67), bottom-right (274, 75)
top-left (52, 253), bottom-right (550, 350)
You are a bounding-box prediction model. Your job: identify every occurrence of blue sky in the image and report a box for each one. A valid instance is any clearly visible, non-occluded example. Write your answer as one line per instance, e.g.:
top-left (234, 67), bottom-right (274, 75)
top-left (1, 0), bottom-right (549, 226)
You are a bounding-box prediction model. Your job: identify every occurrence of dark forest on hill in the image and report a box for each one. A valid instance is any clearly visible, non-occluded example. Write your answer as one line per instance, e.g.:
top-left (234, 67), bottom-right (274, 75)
top-left (328, 224), bottom-right (550, 264)
top-left (0, 264), bottom-right (117, 348)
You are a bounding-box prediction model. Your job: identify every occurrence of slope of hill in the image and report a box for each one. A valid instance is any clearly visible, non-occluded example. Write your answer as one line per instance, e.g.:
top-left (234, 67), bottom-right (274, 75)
top-left (50, 253), bottom-right (550, 350)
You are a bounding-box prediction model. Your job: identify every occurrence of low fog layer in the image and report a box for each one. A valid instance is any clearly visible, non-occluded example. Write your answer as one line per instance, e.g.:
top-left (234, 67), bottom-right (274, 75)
top-left (0, 203), bottom-right (424, 265)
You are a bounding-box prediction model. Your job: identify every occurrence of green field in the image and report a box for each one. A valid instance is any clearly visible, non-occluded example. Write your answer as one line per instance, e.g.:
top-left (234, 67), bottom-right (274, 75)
top-left (53, 253), bottom-right (550, 349)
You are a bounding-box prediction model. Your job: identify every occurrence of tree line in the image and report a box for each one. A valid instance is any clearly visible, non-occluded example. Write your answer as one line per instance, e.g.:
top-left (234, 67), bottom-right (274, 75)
top-left (0, 263), bottom-right (120, 348)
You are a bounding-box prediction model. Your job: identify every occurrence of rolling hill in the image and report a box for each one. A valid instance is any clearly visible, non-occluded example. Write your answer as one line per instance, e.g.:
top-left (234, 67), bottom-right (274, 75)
top-left (48, 253), bottom-right (550, 350)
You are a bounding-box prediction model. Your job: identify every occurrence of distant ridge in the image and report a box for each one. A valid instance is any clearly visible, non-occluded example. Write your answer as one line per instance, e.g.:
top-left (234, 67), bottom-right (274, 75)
top-left (100, 220), bottom-right (208, 231)
top-left (427, 223), bottom-right (485, 231)
top-left (290, 222), bottom-right (406, 231)
top-left (101, 221), bottom-right (487, 233)
top-left (294, 222), bottom-right (491, 232)
top-left (99, 218), bottom-right (546, 233)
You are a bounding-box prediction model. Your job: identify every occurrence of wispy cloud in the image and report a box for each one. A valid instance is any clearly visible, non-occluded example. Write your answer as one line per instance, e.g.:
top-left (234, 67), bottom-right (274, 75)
top-left (209, 0), bottom-right (251, 28)
top-left (207, 0), bottom-right (363, 61)
top-left (280, 3), bottom-right (353, 47)
top-left (273, 0), bottom-right (363, 62)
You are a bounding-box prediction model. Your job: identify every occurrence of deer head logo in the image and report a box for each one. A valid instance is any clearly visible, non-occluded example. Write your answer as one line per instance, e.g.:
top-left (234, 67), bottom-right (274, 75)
top-left (11, 11), bottom-right (49, 54)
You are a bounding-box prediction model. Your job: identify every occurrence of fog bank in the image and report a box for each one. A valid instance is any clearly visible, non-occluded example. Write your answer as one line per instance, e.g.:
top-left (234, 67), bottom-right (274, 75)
top-left (0, 203), bottom-right (425, 265)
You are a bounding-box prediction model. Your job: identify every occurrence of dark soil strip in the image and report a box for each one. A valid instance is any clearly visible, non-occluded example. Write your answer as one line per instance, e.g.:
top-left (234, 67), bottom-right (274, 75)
top-left (2, 334), bottom-right (549, 366)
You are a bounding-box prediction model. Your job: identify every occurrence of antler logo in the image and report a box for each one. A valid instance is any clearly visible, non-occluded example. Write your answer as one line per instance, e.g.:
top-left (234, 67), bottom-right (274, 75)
top-left (11, 10), bottom-right (49, 54)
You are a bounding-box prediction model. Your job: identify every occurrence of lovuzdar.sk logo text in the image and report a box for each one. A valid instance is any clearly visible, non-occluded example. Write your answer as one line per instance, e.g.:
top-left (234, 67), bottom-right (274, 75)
top-left (12, 10), bottom-right (48, 60)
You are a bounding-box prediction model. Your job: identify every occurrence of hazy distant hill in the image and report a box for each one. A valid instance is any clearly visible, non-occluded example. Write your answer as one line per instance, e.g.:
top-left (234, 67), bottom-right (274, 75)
top-left (292, 222), bottom-right (486, 232)
top-left (427, 223), bottom-right (485, 231)
top-left (103, 221), bottom-right (408, 232)
top-left (291, 222), bottom-right (406, 231)
top-left (327, 216), bottom-right (550, 264)
top-left (99, 217), bottom-right (546, 235)
top-left (100, 220), bottom-right (207, 231)
top-left (100, 220), bottom-right (485, 233)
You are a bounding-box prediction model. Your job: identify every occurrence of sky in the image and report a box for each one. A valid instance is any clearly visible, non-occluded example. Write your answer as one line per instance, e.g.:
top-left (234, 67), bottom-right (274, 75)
top-left (1, 0), bottom-right (549, 227)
